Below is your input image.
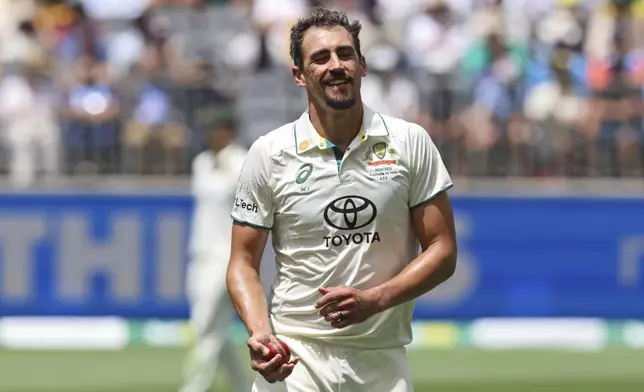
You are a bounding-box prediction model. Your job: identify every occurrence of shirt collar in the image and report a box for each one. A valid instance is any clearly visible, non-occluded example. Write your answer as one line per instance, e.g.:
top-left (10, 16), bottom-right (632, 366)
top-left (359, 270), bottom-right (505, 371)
top-left (294, 104), bottom-right (389, 154)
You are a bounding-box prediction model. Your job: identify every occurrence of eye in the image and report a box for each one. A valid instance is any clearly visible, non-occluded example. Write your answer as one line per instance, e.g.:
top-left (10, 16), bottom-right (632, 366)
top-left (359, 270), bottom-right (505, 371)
top-left (337, 50), bottom-right (355, 59)
top-left (311, 53), bottom-right (330, 64)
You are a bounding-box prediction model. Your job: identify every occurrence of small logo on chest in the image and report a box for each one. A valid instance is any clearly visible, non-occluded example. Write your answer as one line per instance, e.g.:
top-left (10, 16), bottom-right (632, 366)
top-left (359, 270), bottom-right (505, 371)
top-left (295, 163), bottom-right (313, 184)
top-left (293, 163), bottom-right (315, 193)
top-left (364, 142), bottom-right (399, 165)
top-left (363, 142), bottom-right (400, 181)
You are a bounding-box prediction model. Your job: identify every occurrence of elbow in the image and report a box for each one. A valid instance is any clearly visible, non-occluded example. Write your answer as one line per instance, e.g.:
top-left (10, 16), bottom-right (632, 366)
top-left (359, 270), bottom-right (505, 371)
top-left (225, 256), bottom-right (253, 297)
top-left (225, 260), bottom-right (238, 295)
top-left (441, 244), bottom-right (458, 282)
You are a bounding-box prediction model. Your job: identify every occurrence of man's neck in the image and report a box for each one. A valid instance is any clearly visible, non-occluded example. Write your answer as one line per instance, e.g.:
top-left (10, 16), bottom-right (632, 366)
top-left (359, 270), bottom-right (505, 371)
top-left (309, 101), bottom-right (363, 151)
top-left (212, 142), bottom-right (230, 156)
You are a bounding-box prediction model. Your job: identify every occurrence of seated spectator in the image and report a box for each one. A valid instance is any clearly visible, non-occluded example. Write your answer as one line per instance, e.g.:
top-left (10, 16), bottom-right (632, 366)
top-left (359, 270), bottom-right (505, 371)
top-left (121, 45), bottom-right (185, 175)
top-left (404, 0), bottom-right (471, 171)
top-left (460, 31), bottom-right (529, 176)
top-left (60, 61), bottom-right (120, 175)
top-left (524, 41), bottom-right (592, 176)
top-left (587, 32), bottom-right (644, 176)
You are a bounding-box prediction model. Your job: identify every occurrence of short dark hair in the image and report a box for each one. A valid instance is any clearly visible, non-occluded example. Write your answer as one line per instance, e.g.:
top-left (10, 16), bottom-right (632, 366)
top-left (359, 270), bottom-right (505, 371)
top-left (289, 7), bottom-right (363, 69)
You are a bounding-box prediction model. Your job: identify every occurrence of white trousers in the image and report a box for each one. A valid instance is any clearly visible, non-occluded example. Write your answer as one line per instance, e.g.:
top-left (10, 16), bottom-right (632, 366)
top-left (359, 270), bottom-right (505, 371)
top-left (252, 335), bottom-right (413, 392)
top-left (180, 252), bottom-right (250, 392)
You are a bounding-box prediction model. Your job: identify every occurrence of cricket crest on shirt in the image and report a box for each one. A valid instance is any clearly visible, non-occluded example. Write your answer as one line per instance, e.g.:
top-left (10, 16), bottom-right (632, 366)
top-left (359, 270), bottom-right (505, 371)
top-left (364, 141), bottom-right (400, 182)
top-left (373, 142), bottom-right (387, 159)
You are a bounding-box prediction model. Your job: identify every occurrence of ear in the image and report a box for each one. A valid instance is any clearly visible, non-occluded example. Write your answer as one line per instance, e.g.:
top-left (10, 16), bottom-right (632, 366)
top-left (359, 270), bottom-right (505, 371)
top-left (292, 66), bottom-right (306, 88)
top-left (360, 56), bottom-right (368, 77)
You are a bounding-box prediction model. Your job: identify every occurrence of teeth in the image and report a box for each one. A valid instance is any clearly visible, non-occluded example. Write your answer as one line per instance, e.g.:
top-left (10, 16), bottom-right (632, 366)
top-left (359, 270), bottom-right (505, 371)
top-left (328, 80), bottom-right (347, 86)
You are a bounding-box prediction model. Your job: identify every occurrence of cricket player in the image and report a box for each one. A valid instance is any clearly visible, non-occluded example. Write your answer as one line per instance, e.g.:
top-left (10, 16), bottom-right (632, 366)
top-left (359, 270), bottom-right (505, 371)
top-left (181, 118), bottom-right (250, 392)
top-left (227, 7), bottom-right (457, 392)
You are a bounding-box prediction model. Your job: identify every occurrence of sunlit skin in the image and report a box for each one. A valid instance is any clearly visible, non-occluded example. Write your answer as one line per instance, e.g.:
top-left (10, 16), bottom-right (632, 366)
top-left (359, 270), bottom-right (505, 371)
top-left (292, 26), bottom-right (368, 151)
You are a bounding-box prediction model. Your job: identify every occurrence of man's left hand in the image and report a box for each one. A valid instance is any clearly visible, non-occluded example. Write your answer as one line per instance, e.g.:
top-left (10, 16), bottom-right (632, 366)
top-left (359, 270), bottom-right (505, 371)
top-left (314, 286), bottom-right (381, 329)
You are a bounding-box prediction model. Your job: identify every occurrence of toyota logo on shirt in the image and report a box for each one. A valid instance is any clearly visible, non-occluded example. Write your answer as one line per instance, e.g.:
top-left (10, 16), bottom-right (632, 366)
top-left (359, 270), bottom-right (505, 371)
top-left (322, 196), bottom-right (380, 247)
top-left (323, 196), bottom-right (377, 230)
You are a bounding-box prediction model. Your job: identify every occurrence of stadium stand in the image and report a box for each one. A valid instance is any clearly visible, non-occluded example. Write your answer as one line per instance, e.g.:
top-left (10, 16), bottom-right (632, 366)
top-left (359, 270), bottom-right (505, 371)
top-left (0, 0), bottom-right (643, 186)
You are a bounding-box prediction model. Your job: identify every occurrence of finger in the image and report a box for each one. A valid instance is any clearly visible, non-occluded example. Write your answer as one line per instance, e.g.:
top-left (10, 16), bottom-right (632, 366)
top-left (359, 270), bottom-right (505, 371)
top-left (318, 287), bottom-right (333, 295)
top-left (319, 298), bottom-right (353, 317)
top-left (324, 309), bottom-right (350, 323)
top-left (251, 357), bottom-right (267, 371)
top-left (262, 356), bottom-right (292, 383)
top-left (331, 318), bottom-right (353, 329)
top-left (277, 363), bottom-right (296, 381)
top-left (317, 286), bottom-right (346, 295)
top-left (251, 353), bottom-right (280, 371)
top-left (247, 339), bottom-right (270, 357)
top-left (264, 366), bottom-right (286, 383)
top-left (256, 354), bottom-right (283, 372)
top-left (326, 308), bottom-right (353, 323)
top-left (315, 289), bottom-right (351, 309)
top-left (264, 374), bottom-right (280, 384)
top-left (277, 357), bottom-right (300, 381)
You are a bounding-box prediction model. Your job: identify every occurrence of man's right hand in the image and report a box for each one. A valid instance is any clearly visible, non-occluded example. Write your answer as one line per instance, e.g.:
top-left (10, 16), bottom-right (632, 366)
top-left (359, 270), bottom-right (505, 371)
top-left (247, 333), bottom-right (300, 383)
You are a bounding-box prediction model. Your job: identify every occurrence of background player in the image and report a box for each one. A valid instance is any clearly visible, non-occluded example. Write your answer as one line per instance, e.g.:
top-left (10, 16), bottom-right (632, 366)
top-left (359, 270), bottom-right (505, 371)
top-left (227, 7), bottom-right (457, 392)
top-left (181, 117), bottom-right (250, 392)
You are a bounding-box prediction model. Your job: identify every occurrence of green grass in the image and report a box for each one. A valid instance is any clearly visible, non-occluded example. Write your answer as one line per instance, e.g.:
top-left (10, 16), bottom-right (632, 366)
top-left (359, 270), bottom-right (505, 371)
top-left (1, 347), bottom-right (643, 392)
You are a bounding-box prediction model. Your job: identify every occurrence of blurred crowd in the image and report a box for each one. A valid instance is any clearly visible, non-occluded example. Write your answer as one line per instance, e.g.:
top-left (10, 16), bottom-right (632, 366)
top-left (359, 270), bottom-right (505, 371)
top-left (0, 0), bottom-right (643, 186)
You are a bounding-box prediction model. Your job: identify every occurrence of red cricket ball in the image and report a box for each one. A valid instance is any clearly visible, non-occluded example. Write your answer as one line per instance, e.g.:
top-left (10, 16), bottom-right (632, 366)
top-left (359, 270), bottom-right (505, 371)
top-left (265, 340), bottom-right (291, 363)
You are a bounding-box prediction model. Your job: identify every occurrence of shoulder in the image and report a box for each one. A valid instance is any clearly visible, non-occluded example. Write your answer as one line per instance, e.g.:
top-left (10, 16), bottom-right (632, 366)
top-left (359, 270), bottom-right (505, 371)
top-left (376, 112), bottom-right (429, 143)
top-left (226, 143), bottom-right (249, 159)
top-left (191, 150), bottom-right (214, 168)
top-left (372, 112), bottom-right (440, 164)
top-left (248, 121), bottom-right (297, 159)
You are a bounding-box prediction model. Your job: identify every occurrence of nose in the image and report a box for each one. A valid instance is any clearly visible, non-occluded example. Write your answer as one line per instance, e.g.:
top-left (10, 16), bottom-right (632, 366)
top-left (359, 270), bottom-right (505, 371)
top-left (328, 53), bottom-right (343, 71)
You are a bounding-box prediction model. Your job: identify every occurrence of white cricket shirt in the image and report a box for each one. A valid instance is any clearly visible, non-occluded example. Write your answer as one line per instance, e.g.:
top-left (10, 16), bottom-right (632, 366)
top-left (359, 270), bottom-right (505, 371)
top-left (231, 106), bottom-right (452, 349)
top-left (189, 143), bottom-right (247, 258)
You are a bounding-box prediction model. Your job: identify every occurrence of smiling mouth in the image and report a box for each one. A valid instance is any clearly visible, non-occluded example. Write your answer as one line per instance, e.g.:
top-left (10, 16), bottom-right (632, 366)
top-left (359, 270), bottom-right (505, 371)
top-left (325, 80), bottom-right (350, 87)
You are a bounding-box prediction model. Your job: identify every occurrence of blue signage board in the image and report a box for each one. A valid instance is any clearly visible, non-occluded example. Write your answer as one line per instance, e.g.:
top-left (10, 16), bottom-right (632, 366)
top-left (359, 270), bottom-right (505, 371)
top-left (0, 193), bottom-right (192, 319)
top-left (416, 196), bottom-right (644, 319)
top-left (0, 193), bottom-right (643, 319)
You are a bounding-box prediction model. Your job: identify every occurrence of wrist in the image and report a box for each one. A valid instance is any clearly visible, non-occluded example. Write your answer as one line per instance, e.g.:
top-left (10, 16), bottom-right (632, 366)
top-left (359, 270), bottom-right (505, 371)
top-left (367, 284), bottom-right (391, 313)
top-left (248, 322), bottom-right (272, 337)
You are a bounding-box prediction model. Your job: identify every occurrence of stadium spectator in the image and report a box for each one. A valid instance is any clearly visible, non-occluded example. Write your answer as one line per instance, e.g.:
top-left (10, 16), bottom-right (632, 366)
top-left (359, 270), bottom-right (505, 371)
top-left (60, 60), bottom-right (120, 175)
top-left (460, 30), bottom-right (529, 176)
top-left (524, 40), bottom-right (592, 176)
top-left (0, 0), bottom-right (642, 180)
top-left (405, 0), bottom-right (470, 125)
top-left (120, 44), bottom-right (184, 175)
top-left (586, 0), bottom-right (644, 59)
top-left (0, 54), bottom-right (60, 187)
top-left (587, 31), bottom-right (644, 176)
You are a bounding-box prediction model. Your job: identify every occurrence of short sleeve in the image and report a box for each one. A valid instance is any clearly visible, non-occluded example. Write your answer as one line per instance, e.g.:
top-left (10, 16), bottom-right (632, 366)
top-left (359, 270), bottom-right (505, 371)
top-left (408, 124), bottom-right (453, 208)
top-left (230, 137), bottom-right (275, 229)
